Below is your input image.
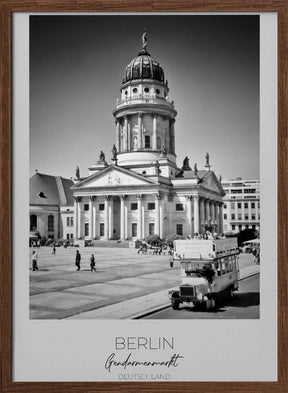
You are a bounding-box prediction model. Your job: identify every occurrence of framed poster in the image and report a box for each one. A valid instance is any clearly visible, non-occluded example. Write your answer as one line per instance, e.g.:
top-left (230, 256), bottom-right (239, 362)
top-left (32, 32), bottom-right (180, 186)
top-left (0, 1), bottom-right (287, 392)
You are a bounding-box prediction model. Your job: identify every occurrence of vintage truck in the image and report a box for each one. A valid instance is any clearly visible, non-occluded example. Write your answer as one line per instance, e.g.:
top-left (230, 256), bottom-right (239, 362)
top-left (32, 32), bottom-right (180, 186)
top-left (168, 238), bottom-right (240, 310)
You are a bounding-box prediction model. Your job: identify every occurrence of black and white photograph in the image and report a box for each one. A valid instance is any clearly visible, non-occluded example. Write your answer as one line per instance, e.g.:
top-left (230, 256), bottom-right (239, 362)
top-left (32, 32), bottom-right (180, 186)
top-left (29, 14), bottom-right (260, 320)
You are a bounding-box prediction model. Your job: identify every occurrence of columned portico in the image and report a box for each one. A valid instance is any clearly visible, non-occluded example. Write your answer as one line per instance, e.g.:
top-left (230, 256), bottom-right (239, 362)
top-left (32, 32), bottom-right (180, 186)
top-left (205, 199), bottom-right (210, 223)
top-left (215, 203), bottom-right (220, 233)
top-left (77, 198), bottom-right (82, 239)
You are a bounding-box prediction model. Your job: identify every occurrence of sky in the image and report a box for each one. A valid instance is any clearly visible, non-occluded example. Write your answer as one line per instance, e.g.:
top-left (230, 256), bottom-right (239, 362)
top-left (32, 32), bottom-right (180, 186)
top-left (30, 15), bottom-right (259, 181)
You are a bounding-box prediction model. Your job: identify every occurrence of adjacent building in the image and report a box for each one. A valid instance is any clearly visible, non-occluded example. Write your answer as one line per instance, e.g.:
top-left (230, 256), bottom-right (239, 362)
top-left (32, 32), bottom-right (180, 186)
top-left (29, 172), bottom-right (74, 241)
top-left (221, 178), bottom-right (260, 234)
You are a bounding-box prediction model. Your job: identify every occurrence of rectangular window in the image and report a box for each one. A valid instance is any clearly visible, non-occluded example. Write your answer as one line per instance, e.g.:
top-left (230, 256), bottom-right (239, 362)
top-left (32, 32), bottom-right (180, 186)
top-left (48, 215), bottom-right (54, 231)
top-left (244, 203), bottom-right (249, 209)
top-left (252, 215), bottom-right (255, 220)
top-left (99, 204), bottom-right (105, 211)
top-left (67, 217), bottom-right (70, 226)
top-left (237, 203), bottom-right (242, 209)
top-left (251, 202), bottom-right (255, 209)
top-left (176, 203), bottom-right (184, 211)
top-left (85, 223), bottom-right (89, 236)
top-left (145, 135), bottom-right (151, 148)
top-left (245, 225), bottom-right (249, 229)
top-left (231, 214), bottom-right (235, 220)
top-left (239, 225), bottom-right (242, 231)
top-left (71, 217), bottom-right (74, 226)
top-left (224, 214), bottom-right (227, 220)
top-left (132, 223), bottom-right (137, 237)
top-left (176, 224), bottom-right (183, 236)
top-left (148, 203), bottom-right (155, 210)
top-left (84, 204), bottom-right (89, 211)
top-left (231, 203), bottom-right (235, 209)
top-left (66, 234), bottom-right (69, 240)
top-left (149, 223), bottom-right (155, 235)
top-left (131, 203), bottom-right (138, 210)
top-left (232, 225), bottom-right (235, 230)
top-left (223, 204), bottom-right (227, 209)
top-left (70, 234), bottom-right (73, 239)
top-left (238, 214), bottom-right (242, 220)
top-left (100, 223), bottom-right (105, 236)
top-left (245, 214), bottom-right (249, 220)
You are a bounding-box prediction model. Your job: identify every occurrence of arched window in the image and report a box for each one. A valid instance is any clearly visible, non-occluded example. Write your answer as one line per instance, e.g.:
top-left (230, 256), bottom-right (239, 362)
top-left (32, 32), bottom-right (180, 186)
top-left (30, 215), bottom-right (37, 231)
top-left (48, 215), bottom-right (54, 231)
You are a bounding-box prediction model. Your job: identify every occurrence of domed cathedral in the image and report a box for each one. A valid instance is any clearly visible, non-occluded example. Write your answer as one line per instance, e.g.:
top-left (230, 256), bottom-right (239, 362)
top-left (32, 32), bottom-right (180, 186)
top-left (112, 33), bottom-right (177, 177)
top-left (72, 35), bottom-right (225, 243)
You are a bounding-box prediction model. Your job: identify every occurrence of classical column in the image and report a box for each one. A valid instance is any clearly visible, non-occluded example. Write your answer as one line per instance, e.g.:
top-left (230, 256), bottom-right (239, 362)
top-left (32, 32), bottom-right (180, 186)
top-left (215, 203), bottom-right (220, 234)
top-left (120, 195), bottom-right (126, 240)
top-left (211, 201), bottom-right (215, 231)
top-left (193, 195), bottom-right (200, 234)
top-left (137, 194), bottom-right (143, 239)
top-left (124, 116), bottom-right (128, 151)
top-left (205, 199), bottom-right (210, 224)
top-left (199, 197), bottom-right (205, 234)
top-left (155, 193), bottom-right (161, 236)
top-left (125, 200), bottom-right (128, 239)
top-left (142, 204), bottom-right (145, 238)
top-left (108, 197), bottom-right (113, 239)
top-left (138, 113), bottom-right (143, 149)
top-left (186, 195), bottom-right (193, 235)
top-left (73, 197), bottom-right (78, 239)
top-left (248, 201), bottom-right (252, 221)
top-left (152, 114), bottom-right (157, 150)
top-left (219, 203), bottom-right (224, 234)
top-left (92, 198), bottom-right (97, 239)
top-left (170, 119), bottom-right (175, 154)
top-left (116, 119), bottom-right (120, 151)
top-left (104, 196), bottom-right (109, 239)
top-left (159, 197), bottom-right (163, 239)
top-left (77, 197), bottom-right (82, 239)
top-left (167, 194), bottom-right (174, 235)
top-left (89, 196), bottom-right (93, 240)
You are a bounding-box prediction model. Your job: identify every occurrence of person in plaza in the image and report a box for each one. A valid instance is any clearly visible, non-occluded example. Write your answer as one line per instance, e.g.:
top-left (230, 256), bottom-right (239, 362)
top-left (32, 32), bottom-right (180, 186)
top-left (52, 243), bottom-right (56, 255)
top-left (90, 254), bottom-right (96, 272)
top-left (37, 239), bottom-right (41, 248)
top-left (31, 250), bottom-right (38, 271)
top-left (75, 250), bottom-right (81, 271)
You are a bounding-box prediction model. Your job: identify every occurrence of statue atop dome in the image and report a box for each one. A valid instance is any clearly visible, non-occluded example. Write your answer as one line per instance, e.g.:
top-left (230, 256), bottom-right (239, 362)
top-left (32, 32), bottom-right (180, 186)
top-left (142, 31), bottom-right (147, 51)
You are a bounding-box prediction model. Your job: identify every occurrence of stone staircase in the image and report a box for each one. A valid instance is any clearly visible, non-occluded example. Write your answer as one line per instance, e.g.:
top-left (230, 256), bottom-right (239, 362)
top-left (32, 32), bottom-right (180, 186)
top-left (90, 240), bottom-right (132, 248)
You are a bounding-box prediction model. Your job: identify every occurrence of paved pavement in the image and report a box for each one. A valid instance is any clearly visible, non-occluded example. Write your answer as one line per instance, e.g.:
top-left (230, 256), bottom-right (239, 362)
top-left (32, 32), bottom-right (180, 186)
top-left (29, 247), bottom-right (259, 320)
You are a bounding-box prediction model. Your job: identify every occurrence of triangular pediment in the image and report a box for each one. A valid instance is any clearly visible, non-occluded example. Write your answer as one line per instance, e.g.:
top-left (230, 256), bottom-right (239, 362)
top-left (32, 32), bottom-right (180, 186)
top-left (199, 171), bottom-right (225, 196)
top-left (73, 166), bottom-right (158, 189)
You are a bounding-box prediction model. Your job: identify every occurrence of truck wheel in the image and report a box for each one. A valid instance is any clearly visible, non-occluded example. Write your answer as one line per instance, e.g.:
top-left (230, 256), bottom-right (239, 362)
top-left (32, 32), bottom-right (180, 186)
top-left (228, 287), bottom-right (234, 299)
top-left (205, 299), bottom-right (215, 310)
top-left (171, 298), bottom-right (180, 310)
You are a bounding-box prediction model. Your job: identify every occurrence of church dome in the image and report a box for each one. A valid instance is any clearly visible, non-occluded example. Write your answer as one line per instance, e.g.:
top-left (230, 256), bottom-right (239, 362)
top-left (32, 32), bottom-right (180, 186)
top-left (123, 49), bottom-right (165, 84)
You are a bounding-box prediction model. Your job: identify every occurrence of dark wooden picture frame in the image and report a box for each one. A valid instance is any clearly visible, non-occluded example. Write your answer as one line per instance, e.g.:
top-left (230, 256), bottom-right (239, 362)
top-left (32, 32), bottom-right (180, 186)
top-left (0, 1), bottom-right (287, 392)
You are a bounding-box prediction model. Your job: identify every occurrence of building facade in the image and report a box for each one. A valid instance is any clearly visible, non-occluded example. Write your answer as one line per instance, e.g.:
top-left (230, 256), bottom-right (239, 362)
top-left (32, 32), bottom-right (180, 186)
top-left (221, 178), bottom-right (260, 233)
top-left (29, 172), bottom-right (74, 241)
top-left (71, 38), bottom-right (225, 242)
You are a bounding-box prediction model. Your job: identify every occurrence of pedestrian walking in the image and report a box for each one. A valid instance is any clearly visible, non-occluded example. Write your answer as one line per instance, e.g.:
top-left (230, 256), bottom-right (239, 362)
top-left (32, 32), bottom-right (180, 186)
top-left (90, 254), bottom-right (96, 272)
top-left (52, 244), bottom-right (56, 255)
top-left (75, 250), bottom-right (81, 271)
top-left (31, 250), bottom-right (38, 271)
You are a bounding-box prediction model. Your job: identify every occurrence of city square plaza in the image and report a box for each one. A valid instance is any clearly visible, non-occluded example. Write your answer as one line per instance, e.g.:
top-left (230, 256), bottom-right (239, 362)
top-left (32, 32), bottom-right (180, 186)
top-left (29, 245), bottom-right (259, 319)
